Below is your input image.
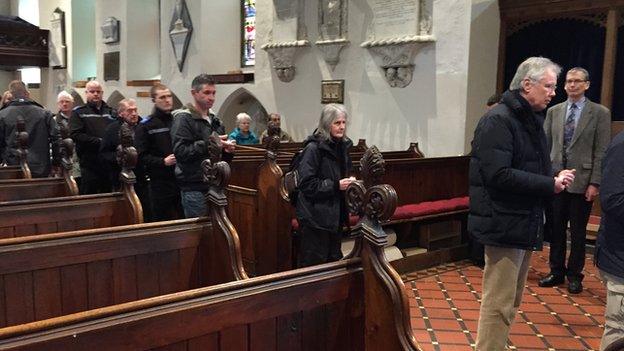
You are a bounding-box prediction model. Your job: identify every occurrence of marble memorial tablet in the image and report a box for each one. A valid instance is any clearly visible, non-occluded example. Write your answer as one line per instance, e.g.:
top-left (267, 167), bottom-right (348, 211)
top-left (370, 0), bottom-right (419, 39)
top-left (104, 52), bottom-right (120, 81)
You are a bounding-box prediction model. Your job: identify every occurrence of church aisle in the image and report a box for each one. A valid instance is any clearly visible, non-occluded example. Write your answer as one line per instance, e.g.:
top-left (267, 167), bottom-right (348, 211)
top-left (403, 249), bottom-right (605, 351)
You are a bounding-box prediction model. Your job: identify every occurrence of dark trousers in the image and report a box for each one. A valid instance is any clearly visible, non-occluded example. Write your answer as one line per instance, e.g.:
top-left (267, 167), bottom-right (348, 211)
top-left (150, 180), bottom-right (182, 222)
top-left (298, 225), bottom-right (343, 268)
top-left (80, 166), bottom-right (112, 194)
top-left (549, 191), bottom-right (593, 281)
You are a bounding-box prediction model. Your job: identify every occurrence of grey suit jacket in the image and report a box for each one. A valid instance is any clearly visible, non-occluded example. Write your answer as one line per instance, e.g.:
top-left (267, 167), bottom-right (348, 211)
top-left (544, 99), bottom-right (611, 194)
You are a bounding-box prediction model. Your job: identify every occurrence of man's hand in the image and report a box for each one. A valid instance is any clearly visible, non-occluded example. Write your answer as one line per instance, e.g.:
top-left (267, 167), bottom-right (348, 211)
top-left (163, 154), bottom-right (176, 166)
top-left (554, 169), bottom-right (575, 194)
top-left (585, 184), bottom-right (599, 202)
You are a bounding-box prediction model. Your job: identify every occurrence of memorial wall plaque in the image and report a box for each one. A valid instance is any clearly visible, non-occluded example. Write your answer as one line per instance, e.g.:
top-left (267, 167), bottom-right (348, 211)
top-left (49, 8), bottom-right (66, 69)
top-left (272, 0), bottom-right (298, 42)
top-left (104, 52), bottom-right (120, 81)
top-left (370, 0), bottom-right (419, 39)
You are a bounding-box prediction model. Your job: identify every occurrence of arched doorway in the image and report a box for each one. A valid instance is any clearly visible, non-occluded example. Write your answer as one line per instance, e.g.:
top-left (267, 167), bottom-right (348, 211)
top-left (218, 88), bottom-right (269, 137)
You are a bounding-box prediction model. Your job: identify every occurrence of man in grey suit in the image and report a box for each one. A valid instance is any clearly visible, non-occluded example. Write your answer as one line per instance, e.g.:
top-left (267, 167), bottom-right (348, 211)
top-left (539, 67), bottom-right (611, 293)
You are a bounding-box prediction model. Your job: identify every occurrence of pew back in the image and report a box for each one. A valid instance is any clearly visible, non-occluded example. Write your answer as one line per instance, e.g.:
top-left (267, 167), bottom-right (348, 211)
top-left (0, 166), bottom-right (25, 180)
top-left (0, 260), bottom-right (365, 350)
top-left (0, 177), bottom-right (75, 202)
top-left (0, 218), bottom-right (242, 328)
top-left (0, 193), bottom-right (141, 239)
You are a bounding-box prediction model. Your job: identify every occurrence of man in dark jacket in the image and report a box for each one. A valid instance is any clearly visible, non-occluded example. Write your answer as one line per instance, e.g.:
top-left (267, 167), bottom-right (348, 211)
top-left (469, 57), bottom-right (575, 351)
top-left (595, 131), bottom-right (624, 350)
top-left (171, 74), bottom-right (236, 218)
top-left (70, 80), bottom-right (117, 194)
top-left (0, 80), bottom-right (57, 177)
top-left (135, 84), bottom-right (182, 221)
top-left (295, 103), bottom-right (354, 267)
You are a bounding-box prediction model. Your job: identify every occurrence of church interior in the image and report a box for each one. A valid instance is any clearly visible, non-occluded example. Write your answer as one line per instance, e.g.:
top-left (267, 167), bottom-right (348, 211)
top-left (0, 0), bottom-right (623, 350)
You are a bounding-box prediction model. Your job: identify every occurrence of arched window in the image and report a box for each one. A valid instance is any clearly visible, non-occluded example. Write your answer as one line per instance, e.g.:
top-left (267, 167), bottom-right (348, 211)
top-left (242, 0), bottom-right (256, 67)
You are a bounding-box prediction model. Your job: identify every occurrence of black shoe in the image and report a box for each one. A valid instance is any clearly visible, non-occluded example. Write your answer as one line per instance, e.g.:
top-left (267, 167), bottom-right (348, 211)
top-left (568, 280), bottom-right (583, 294)
top-left (538, 274), bottom-right (565, 287)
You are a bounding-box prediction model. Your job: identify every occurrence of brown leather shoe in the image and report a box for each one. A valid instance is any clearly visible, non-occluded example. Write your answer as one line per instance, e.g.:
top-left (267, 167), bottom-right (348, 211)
top-left (538, 274), bottom-right (564, 287)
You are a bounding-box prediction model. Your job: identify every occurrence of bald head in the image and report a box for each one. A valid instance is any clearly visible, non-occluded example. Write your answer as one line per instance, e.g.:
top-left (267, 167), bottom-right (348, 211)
top-left (85, 80), bottom-right (103, 105)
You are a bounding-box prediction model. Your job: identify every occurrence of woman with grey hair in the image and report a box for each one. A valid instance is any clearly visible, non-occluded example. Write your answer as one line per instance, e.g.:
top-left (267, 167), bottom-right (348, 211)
top-left (294, 103), bottom-right (355, 267)
top-left (228, 112), bottom-right (259, 145)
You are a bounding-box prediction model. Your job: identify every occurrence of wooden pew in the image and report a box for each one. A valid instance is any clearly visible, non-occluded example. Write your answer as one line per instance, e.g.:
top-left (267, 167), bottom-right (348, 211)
top-left (0, 148), bottom-right (421, 350)
top-left (0, 125), bottom-right (142, 239)
top-left (0, 153), bottom-right (248, 329)
top-left (0, 131), bottom-right (79, 201)
top-left (227, 140), bottom-right (428, 275)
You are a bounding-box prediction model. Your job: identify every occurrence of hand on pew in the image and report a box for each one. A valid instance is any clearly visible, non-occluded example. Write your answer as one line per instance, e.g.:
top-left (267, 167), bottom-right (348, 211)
top-left (221, 136), bottom-right (237, 153)
top-left (339, 176), bottom-right (356, 190)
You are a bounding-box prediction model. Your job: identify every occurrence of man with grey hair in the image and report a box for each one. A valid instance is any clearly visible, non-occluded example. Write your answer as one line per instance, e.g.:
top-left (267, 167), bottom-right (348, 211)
top-left (540, 67), bottom-right (611, 294)
top-left (469, 57), bottom-right (576, 350)
top-left (70, 80), bottom-right (117, 194)
top-left (0, 80), bottom-right (57, 177)
top-left (54, 90), bottom-right (81, 184)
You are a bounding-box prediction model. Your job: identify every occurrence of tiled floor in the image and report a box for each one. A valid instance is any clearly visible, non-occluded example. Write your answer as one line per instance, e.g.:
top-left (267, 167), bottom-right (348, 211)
top-left (403, 249), bottom-right (606, 351)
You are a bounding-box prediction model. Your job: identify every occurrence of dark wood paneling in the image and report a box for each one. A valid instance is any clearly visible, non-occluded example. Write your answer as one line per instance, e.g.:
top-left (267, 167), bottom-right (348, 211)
top-left (158, 250), bottom-right (180, 295)
top-left (60, 264), bottom-right (88, 315)
top-left (187, 333), bottom-right (219, 351)
top-left (250, 319), bottom-right (277, 351)
top-left (87, 260), bottom-right (114, 309)
top-left (220, 325), bottom-right (248, 350)
top-left (136, 253), bottom-right (160, 299)
top-left (113, 256), bottom-right (138, 304)
top-left (4, 272), bottom-right (34, 325)
top-left (32, 268), bottom-right (62, 320)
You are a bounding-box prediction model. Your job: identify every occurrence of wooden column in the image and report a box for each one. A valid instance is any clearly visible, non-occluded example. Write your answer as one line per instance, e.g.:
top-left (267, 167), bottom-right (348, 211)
top-left (600, 8), bottom-right (620, 109)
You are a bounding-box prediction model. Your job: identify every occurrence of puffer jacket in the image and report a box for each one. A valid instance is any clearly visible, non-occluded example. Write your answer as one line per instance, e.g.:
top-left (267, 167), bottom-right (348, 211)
top-left (295, 133), bottom-right (352, 232)
top-left (468, 90), bottom-right (554, 251)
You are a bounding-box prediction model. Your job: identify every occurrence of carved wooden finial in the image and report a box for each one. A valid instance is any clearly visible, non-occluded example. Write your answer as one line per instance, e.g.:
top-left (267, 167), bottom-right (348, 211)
top-left (264, 121), bottom-right (281, 157)
top-left (116, 122), bottom-right (137, 184)
top-left (15, 116), bottom-right (31, 179)
top-left (56, 119), bottom-right (75, 171)
top-left (344, 145), bottom-right (419, 351)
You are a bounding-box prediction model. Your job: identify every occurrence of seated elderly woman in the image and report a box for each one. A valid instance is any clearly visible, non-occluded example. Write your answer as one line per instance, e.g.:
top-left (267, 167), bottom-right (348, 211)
top-left (228, 112), bottom-right (259, 145)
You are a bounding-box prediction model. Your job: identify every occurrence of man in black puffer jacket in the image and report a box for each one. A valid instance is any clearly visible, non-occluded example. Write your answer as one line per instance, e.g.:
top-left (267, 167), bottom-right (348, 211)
top-left (295, 103), bottom-right (354, 267)
top-left (469, 57), bottom-right (576, 351)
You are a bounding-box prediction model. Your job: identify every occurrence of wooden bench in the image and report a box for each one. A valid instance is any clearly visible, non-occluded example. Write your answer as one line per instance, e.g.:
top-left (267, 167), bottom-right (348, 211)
top-left (0, 152), bottom-right (248, 329)
top-left (0, 150), bottom-right (421, 350)
top-left (0, 133), bottom-right (79, 201)
top-left (0, 127), bottom-right (143, 239)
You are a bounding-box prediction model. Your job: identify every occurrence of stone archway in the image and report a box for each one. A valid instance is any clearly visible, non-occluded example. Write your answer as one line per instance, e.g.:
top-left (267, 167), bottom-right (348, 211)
top-left (218, 88), bottom-right (269, 137)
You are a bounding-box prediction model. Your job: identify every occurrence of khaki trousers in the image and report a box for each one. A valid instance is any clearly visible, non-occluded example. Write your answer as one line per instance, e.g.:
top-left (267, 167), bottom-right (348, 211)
top-left (600, 272), bottom-right (624, 351)
top-left (475, 246), bottom-right (532, 351)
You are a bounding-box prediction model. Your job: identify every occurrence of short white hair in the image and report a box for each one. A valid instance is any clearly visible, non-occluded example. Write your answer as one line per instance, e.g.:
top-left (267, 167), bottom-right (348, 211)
top-left (509, 57), bottom-right (561, 90)
top-left (236, 112), bottom-right (251, 126)
top-left (57, 91), bottom-right (74, 102)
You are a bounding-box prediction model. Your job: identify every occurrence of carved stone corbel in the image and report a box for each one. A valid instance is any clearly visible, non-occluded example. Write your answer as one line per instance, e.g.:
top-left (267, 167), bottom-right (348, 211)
top-left (361, 36), bottom-right (434, 88)
top-left (116, 122), bottom-right (143, 223)
top-left (361, 0), bottom-right (434, 88)
top-left (15, 116), bottom-right (31, 179)
top-left (345, 146), bottom-right (420, 350)
top-left (262, 40), bottom-right (309, 82)
top-left (202, 132), bottom-right (248, 281)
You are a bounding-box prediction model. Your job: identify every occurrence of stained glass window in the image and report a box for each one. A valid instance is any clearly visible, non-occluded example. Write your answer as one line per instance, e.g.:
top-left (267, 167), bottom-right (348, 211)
top-left (242, 0), bottom-right (256, 67)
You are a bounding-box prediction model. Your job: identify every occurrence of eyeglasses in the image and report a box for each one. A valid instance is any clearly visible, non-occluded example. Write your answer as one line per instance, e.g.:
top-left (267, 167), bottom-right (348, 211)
top-left (565, 79), bottom-right (587, 85)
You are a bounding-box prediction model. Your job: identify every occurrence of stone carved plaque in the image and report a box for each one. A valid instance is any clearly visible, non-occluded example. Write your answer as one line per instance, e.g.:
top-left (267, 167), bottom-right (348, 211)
top-left (371, 0), bottom-right (419, 39)
top-left (104, 52), bottom-right (120, 81)
top-left (49, 8), bottom-right (66, 68)
top-left (316, 0), bottom-right (349, 70)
